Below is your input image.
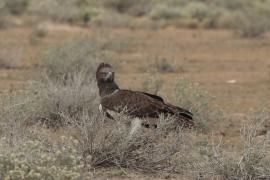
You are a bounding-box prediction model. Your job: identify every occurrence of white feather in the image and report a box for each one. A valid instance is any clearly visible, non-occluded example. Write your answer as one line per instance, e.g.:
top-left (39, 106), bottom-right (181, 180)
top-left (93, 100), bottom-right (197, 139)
top-left (99, 104), bottom-right (103, 112)
top-left (127, 118), bottom-right (142, 140)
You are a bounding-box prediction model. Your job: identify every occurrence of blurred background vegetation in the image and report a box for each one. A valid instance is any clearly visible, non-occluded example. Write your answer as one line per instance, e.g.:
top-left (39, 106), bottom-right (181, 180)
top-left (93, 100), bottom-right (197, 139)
top-left (0, 0), bottom-right (270, 37)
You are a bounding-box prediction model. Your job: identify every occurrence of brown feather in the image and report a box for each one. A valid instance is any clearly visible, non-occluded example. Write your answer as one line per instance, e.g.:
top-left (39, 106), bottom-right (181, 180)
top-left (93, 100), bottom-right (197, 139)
top-left (96, 62), bottom-right (194, 128)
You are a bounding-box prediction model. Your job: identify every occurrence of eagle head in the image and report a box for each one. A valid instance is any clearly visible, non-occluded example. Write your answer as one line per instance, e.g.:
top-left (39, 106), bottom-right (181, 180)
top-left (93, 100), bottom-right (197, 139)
top-left (96, 63), bottom-right (115, 83)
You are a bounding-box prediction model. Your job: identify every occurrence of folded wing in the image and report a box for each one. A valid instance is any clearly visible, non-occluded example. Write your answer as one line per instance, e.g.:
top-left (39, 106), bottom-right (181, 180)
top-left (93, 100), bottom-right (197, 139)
top-left (101, 90), bottom-right (194, 127)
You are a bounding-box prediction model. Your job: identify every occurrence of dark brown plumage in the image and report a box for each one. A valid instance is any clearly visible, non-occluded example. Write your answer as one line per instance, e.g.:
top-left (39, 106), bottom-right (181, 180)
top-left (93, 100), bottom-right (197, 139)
top-left (96, 63), bottom-right (194, 128)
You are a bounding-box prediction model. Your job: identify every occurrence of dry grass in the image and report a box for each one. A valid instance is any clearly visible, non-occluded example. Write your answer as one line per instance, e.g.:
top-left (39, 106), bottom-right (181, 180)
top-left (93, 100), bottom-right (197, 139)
top-left (199, 112), bottom-right (270, 179)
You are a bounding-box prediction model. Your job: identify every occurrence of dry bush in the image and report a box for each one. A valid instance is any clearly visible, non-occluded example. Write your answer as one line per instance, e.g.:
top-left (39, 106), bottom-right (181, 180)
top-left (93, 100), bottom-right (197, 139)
top-left (92, 10), bottom-right (136, 28)
top-left (154, 58), bottom-right (175, 73)
top-left (0, 9), bottom-right (11, 29)
top-left (40, 37), bottom-right (101, 85)
top-left (0, 37), bottom-right (101, 127)
top-left (29, 23), bottom-right (48, 45)
top-left (102, 0), bottom-right (153, 16)
top-left (40, 34), bottom-right (134, 84)
top-left (28, 76), bottom-right (99, 127)
top-left (0, 92), bottom-right (92, 178)
top-left (200, 112), bottom-right (270, 179)
top-left (214, 0), bottom-right (245, 11)
top-left (0, 15), bottom-right (9, 29)
top-left (29, 0), bottom-right (89, 23)
top-left (234, 10), bottom-right (270, 38)
top-left (182, 2), bottom-right (210, 22)
top-left (31, 37), bottom-right (101, 126)
top-left (174, 80), bottom-right (225, 133)
top-left (72, 111), bottom-right (195, 173)
top-left (3, 0), bottom-right (29, 15)
top-left (0, 130), bottom-right (92, 179)
top-left (149, 5), bottom-right (181, 20)
top-left (0, 47), bottom-right (24, 69)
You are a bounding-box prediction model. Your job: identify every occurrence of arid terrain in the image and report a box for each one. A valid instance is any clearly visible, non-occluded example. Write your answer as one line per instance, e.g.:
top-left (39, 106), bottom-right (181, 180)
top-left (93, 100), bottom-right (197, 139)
top-left (2, 24), bottom-right (270, 122)
top-left (1, 0), bottom-right (270, 179)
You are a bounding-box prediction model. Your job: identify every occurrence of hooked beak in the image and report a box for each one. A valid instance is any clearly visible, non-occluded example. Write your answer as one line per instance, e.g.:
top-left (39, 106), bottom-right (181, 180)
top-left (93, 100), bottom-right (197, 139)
top-left (105, 72), bottom-right (114, 81)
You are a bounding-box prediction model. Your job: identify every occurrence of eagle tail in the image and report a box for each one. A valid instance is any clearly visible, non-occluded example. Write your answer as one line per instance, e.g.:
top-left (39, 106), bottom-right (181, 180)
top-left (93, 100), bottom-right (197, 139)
top-left (166, 103), bottom-right (194, 128)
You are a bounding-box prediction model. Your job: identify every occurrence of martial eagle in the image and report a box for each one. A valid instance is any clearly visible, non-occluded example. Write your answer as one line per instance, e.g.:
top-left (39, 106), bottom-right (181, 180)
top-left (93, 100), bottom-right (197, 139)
top-left (96, 63), bottom-right (194, 128)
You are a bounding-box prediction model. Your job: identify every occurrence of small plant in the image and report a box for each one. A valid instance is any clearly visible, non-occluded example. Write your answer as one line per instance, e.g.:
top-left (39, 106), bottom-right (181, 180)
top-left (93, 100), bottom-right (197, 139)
top-left (30, 23), bottom-right (48, 45)
top-left (154, 58), bottom-right (174, 73)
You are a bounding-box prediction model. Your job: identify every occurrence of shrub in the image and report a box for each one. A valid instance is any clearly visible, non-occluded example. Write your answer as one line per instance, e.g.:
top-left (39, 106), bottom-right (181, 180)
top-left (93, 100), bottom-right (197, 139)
top-left (235, 10), bottom-right (270, 38)
top-left (92, 10), bottom-right (136, 28)
top-left (201, 114), bottom-right (270, 179)
top-left (30, 23), bottom-right (48, 45)
top-left (102, 0), bottom-right (153, 16)
top-left (214, 0), bottom-right (245, 11)
top-left (0, 15), bottom-right (13, 29)
top-left (73, 111), bottom-right (195, 173)
top-left (174, 80), bottom-right (225, 133)
top-left (149, 5), bottom-right (181, 20)
top-left (154, 58), bottom-right (175, 73)
top-left (0, 8), bottom-right (10, 29)
top-left (29, 0), bottom-right (85, 23)
top-left (40, 37), bottom-right (100, 85)
top-left (29, 37), bottom-right (102, 126)
top-left (182, 2), bottom-right (210, 22)
top-left (0, 47), bottom-right (24, 69)
top-left (215, 10), bottom-right (240, 29)
top-left (28, 77), bottom-right (99, 127)
top-left (4, 0), bottom-right (29, 15)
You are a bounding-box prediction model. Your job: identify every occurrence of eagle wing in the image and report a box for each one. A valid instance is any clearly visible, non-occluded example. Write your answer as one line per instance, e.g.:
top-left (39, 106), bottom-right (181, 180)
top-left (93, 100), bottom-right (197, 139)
top-left (101, 90), bottom-right (194, 127)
